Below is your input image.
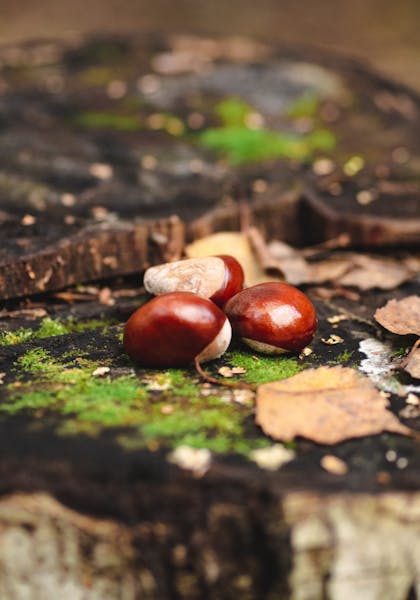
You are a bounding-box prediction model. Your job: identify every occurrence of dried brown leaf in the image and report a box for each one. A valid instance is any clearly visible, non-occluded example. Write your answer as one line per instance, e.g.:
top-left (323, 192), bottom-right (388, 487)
top-left (306, 259), bottom-right (353, 284)
top-left (185, 231), bottom-right (275, 286)
top-left (263, 238), bottom-right (310, 285)
top-left (404, 348), bottom-right (420, 379)
top-left (256, 366), bottom-right (411, 444)
top-left (374, 296), bottom-right (420, 336)
top-left (337, 255), bottom-right (413, 290)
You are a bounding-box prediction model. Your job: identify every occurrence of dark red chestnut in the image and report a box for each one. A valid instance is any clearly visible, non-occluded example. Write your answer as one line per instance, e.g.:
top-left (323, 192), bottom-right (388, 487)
top-left (123, 291), bottom-right (232, 368)
top-left (225, 282), bottom-right (317, 354)
top-left (143, 255), bottom-right (244, 307)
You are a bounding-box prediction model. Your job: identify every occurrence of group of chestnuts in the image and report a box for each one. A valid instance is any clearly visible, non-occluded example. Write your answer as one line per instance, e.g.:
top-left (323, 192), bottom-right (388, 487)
top-left (123, 255), bottom-right (317, 371)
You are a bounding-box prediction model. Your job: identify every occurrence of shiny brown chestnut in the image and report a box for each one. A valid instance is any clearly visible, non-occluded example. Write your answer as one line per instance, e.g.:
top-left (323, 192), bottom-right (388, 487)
top-left (143, 255), bottom-right (244, 307)
top-left (123, 291), bottom-right (231, 368)
top-left (225, 282), bottom-right (317, 354)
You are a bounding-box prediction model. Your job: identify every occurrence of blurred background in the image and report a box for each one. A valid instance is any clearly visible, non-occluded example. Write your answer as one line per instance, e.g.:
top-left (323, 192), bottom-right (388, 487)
top-left (0, 0), bottom-right (419, 91)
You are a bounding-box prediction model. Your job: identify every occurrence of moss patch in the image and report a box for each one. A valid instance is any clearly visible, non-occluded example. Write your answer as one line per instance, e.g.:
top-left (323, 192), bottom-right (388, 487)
top-left (197, 96), bottom-right (336, 165)
top-left (74, 110), bottom-right (142, 131)
top-left (0, 317), bottom-right (116, 346)
top-left (227, 349), bottom-right (305, 385)
top-left (0, 342), bottom-right (310, 455)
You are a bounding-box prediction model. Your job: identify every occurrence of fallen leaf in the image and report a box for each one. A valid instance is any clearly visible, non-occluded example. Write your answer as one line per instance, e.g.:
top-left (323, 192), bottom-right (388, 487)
top-left (255, 366), bottom-right (411, 444)
top-left (256, 235), bottom-right (310, 285)
top-left (186, 231), bottom-right (275, 286)
top-left (306, 258), bottom-right (352, 284)
top-left (406, 393), bottom-right (419, 405)
top-left (375, 296), bottom-right (420, 336)
top-left (337, 255), bottom-right (413, 290)
top-left (403, 347), bottom-right (420, 379)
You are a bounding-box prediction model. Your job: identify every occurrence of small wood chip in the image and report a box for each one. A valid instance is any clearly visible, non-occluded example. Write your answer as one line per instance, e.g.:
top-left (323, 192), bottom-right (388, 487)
top-left (167, 446), bottom-right (211, 477)
top-left (406, 393), bottom-right (419, 405)
top-left (320, 455), bottom-right (348, 475)
top-left (250, 445), bottom-right (295, 471)
top-left (92, 367), bottom-right (110, 377)
top-left (321, 334), bottom-right (344, 345)
top-left (327, 315), bottom-right (348, 324)
top-left (218, 366), bottom-right (247, 378)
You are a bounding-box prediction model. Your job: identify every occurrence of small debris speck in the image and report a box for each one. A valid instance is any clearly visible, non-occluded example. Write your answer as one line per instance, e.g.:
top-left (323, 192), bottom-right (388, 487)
top-left (250, 444), bottom-right (295, 471)
top-left (356, 189), bottom-right (377, 205)
top-left (168, 446), bottom-right (211, 477)
top-left (406, 393), bottom-right (419, 405)
top-left (321, 334), bottom-right (344, 345)
top-left (141, 154), bottom-right (158, 170)
top-left (386, 450), bottom-right (397, 462)
top-left (89, 163), bottom-right (113, 180)
top-left (21, 214), bottom-right (36, 226)
top-left (327, 315), bottom-right (348, 324)
top-left (61, 193), bottom-right (76, 207)
top-left (343, 155), bottom-right (365, 176)
top-left (396, 457), bottom-right (409, 469)
top-left (312, 157), bottom-right (335, 176)
top-left (106, 79), bottom-right (127, 99)
top-left (92, 367), bottom-right (110, 377)
top-left (320, 454), bottom-right (348, 475)
top-left (137, 74), bottom-right (161, 95)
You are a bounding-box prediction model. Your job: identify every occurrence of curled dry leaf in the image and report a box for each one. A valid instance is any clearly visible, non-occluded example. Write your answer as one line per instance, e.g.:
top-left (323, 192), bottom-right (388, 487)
top-left (256, 366), bottom-right (412, 445)
top-left (337, 255), bottom-right (413, 290)
top-left (254, 234), bottom-right (310, 285)
top-left (375, 296), bottom-right (420, 337)
top-left (403, 346), bottom-right (420, 379)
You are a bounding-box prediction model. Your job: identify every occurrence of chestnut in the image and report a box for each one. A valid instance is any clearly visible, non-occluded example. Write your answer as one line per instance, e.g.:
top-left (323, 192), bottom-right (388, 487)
top-left (225, 282), bottom-right (317, 354)
top-left (143, 255), bottom-right (244, 307)
top-left (123, 291), bottom-right (231, 368)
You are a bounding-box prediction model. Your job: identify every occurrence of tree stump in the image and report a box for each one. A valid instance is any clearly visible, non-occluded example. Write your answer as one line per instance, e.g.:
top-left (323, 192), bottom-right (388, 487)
top-left (0, 33), bottom-right (419, 599)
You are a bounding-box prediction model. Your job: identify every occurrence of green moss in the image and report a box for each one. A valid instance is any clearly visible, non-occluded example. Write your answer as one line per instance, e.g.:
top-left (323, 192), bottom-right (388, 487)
top-left (2, 339), bottom-right (311, 455)
top-left (74, 110), bottom-right (142, 131)
top-left (392, 347), bottom-right (409, 358)
top-left (3, 347), bottom-right (274, 455)
top-left (335, 349), bottom-right (354, 363)
top-left (198, 125), bottom-right (335, 165)
top-left (16, 348), bottom-right (55, 375)
top-left (286, 92), bottom-right (320, 119)
top-left (227, 350), bottom-right (304, 384)
top-left (215, 97), bottom-right (254, 127)
top-left (0, 317), bottom-right (116, 347)
top-left (197, 95), bottom-right (336, 165)
top-left (168, 369), bottom-right (201, 397)
top-left (0, 328), bottom-right (34, 346)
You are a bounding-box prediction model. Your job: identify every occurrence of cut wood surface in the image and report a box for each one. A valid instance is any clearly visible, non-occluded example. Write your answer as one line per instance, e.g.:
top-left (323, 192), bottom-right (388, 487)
top-left (0, 33), bottom-right (419, 599)
top-left (1, 34), bottom-right (420, 299)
